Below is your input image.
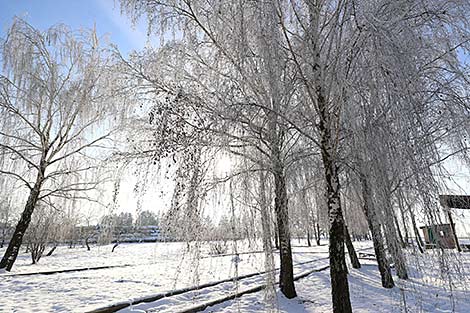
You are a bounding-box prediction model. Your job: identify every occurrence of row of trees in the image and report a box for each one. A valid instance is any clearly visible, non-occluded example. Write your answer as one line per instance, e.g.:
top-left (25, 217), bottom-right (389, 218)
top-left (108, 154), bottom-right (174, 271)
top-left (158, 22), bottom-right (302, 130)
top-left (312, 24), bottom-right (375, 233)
top-left (0, 1), bottom-right (468, 312)
top-left (2, 207), bottom-right (163, 265)
top-left (116, 0), bottom-right (469, 312)
top-left (101, 210), bottom-right (160, 228)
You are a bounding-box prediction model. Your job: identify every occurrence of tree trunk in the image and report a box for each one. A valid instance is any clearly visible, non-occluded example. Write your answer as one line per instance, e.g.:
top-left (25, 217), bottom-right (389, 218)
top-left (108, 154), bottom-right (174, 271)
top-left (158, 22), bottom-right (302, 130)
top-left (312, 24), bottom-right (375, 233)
top-left (31, 244), bottom-right (37, 265)
top-left (0, 171), bottom-right (43, 271)
top-left (318, 108), bottom-right (352, 313)
top-left (112, 242), bottom-right (119, 252)
top-left (322, 163), bottom-right (351, 313)
top-left (396, 192), bottom-right (410, 246)
top-left (273, 169), bottom-right (297, 299)
top-left (46, 246), bottom-right (57, 257)
top-left (259, 171), bottom-right (277, 306)
top-left (1, 211), bottom-right (9, 249)
top-left (342, 196), bottom-right (360, 269)
top-left (410, 209), bottom-right (424, 253)
top-left (381, 179), bottom-right (408, 280)
top-left (344, 225), bottom-right (361, 269)
top-left (301, 192), bottom-right (313, 248)
top-left (85, 236), bottom-right (91, 251)
top-left (384, 230), bottom-right (408, 279)
top-left (0, 229), bottom-right (5, 249)
top-left (393, 213), bottom-right (406, 248)
top-left (315, 222), bottom-right (321, 245)
top-left (360, 174), bottom-right (395, 288)
top-left (274, 224), bottom-right (280, 250)
top-left (33, 244), bottom-right (46, 264)
top-left (383, 203), bottom-right (408, 280)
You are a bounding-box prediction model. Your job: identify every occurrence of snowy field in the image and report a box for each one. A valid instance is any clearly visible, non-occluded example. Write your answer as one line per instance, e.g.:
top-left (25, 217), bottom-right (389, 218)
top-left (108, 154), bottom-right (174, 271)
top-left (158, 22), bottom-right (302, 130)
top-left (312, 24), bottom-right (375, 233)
top-left (0, 241), bottom-right (469, 313)
top-left (201, 254), bottom-right (470, 313)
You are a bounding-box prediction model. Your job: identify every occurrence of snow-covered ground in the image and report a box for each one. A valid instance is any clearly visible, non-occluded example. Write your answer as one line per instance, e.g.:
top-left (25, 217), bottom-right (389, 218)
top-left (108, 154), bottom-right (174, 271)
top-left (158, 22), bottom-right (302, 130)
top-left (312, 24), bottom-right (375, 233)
top-left (202, 254), bottom-right (470, 313)
top-left (0, 240), bottom-right (335, 312)
top-left (0, 241), bottom-right (469, 313)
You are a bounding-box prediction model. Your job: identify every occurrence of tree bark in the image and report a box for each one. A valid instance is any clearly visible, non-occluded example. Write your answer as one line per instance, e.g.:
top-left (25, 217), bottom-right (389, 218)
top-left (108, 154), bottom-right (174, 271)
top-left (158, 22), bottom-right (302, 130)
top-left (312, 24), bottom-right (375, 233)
top-left (322, 161), bottom-right (351, 313)
top-left (0, 169), bottom-right (44, 271)
top-left (85, 236), bottom-right (91, 251)
top-left (274, 224), bottom-right (280, 250)
top-left (318, 104), bottom-right (352, 313)
top-left (31, 243), bottom-right (46, 264)
top-left (1, 209), bottom-right (9, 249)
top-left (112, 242), bottom-right (119, 252)
top-left (410, 208), bottom-right (424, 253)
top-left (360, 174), bottom-right (395, 288)
top-left (396, 192), bottom-right (410, 247)
top-left (45, 246), bottom-right (57, 257)
top-left (383, 201), bottom-right (408, 280)
top-left (273, 169), bottom-right (297, 299)
top-left (393, 213), bottom-right (406, 248)
top-left (301, 192), bottom-right (313, 248)
top-left (315, 222), bottom-right (321, 245)
top-left (380, 177), bottom-right (408, 280)
top-left (344, 225), bottom-right (361, 269)
top-left (259, 170), bottom-right (277, 306)
top-left (0, 230), bottom-right (5, 249)
top-left (30, 244), bottom-right (36, 264)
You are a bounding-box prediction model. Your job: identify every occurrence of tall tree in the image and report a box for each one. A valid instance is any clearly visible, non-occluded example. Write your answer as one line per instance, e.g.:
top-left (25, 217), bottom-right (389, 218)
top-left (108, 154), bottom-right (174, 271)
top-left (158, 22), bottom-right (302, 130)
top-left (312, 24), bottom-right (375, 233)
top-left (118, 0), bottom-right (308, 298)
top-left (118, 0), bottom-right (470, 310)
top-left (0, 19), bottom-right (121, 271)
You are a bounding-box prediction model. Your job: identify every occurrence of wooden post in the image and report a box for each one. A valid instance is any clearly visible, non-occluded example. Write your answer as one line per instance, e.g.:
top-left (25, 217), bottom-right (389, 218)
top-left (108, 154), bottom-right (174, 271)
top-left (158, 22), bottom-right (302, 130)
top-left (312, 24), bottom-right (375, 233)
top-left (446, 210), bottom-right (462, 252)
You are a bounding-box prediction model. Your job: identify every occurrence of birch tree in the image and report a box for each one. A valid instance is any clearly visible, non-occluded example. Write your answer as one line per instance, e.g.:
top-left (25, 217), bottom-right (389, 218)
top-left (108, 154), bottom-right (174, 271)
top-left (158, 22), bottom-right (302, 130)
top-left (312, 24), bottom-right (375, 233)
top-left (118, 0), bottom-right (314, 298)
top-left (340, 0), bottom-right (470, 289)
top-left (117, 0), bottom-right (470, 311)
top-left (0, 19), bottom-right (121, 271)
top-left (273, 2), bottom-right (364, 310)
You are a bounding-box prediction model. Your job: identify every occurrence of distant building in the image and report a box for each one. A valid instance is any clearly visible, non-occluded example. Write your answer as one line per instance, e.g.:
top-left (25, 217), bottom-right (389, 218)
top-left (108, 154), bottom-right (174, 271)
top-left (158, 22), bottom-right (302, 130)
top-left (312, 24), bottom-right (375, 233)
top-left (119, 225), bottom-right (162, 243)
top-left (438, 195), bottom-right (470, 252)
top-left (420, 224), bottom-right (456, 249)
top-left (77, 225), bottom-right (164, 245)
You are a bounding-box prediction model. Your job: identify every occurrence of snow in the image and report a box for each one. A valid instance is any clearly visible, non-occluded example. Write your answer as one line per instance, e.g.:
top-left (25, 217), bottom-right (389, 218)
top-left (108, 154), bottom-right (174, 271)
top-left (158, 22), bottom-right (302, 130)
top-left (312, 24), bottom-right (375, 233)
top-left (0, 241), bottom-right (469, 313)
top-left (0, 240), bottom-right (334, 312)
top-left (199, 251), bottom-right (470, 313)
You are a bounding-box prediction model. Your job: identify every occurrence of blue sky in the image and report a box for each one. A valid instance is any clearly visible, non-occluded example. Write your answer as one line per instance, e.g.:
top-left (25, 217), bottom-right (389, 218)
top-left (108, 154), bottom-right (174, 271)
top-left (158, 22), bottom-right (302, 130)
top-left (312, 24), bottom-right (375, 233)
top-left (0, 0), bottom-right (150, 54)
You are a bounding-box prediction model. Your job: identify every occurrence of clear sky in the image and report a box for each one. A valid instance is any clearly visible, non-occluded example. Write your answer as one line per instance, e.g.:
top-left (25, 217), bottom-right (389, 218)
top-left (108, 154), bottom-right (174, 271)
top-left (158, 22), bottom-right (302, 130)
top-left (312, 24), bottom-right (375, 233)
top-left (0, 0), bottom-right (149, 54)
